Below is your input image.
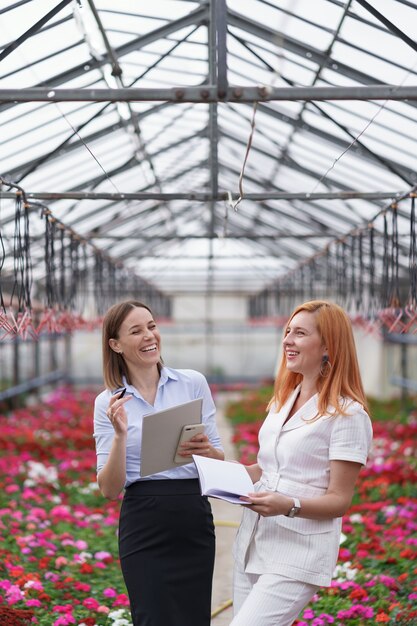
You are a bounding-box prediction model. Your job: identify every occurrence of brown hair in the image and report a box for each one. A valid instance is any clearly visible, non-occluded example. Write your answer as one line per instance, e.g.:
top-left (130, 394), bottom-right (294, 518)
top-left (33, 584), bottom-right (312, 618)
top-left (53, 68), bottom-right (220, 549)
top-left (270, 300), bottom-right (368, 417)
top-left (102, 300), bottom-right (163, 391)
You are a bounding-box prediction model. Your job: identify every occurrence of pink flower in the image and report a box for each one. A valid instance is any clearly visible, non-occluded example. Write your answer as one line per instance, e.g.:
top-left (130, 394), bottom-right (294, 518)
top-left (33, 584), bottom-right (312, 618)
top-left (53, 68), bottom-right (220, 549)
top-left (6, 584), bottom-right (25, 604)
top-left (83, 597), bottom-right (100, 610)
top-left (103, 588), bottom-right (117, 598)
top-left (112, 593), bottom-right (130, 606)
top-left (0, 580), bottom-right (12, 591)
top-left (53, 604), bottom-right (74, 614)
top-left (94, 551), bottom-right (111, 560)
top-left (73, 581), bottom-right (91, 592)
top-left (5, 485), bottom-right (20, 493)
top-left (53, 616), bottom-right (76, 626)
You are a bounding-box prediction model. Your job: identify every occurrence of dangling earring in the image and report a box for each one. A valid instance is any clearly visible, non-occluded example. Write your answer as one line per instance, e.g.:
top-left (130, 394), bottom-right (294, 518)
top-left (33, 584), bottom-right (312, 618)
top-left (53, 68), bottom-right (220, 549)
top-left (320, 354), bottom-right (331, 377)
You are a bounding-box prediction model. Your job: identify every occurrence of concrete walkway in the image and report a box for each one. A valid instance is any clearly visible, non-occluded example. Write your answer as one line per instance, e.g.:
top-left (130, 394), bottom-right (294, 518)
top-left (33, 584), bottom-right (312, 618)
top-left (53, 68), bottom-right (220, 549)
top-left (210, 392), bottom-right (245, 626)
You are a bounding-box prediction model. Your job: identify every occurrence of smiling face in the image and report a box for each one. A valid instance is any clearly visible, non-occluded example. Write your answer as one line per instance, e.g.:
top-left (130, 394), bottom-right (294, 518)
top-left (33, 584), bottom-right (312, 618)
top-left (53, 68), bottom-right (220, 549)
top-left (109, 306), bottom-right (161, 372)
top-left (283, 310), bottom-right (327, 381)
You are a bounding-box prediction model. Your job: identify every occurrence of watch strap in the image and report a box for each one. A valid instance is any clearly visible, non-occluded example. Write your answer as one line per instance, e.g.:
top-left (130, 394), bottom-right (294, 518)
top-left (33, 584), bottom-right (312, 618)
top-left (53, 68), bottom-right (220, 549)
top-left (285, 496), bottom-right (301, 517)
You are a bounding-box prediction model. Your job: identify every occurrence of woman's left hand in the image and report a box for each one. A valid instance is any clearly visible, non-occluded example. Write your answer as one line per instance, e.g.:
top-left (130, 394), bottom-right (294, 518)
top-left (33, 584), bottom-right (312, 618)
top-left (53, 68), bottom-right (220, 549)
top-left (241, 491), bottom-right (293, 517)
top-left (179, 434), bottom-right (216, 459)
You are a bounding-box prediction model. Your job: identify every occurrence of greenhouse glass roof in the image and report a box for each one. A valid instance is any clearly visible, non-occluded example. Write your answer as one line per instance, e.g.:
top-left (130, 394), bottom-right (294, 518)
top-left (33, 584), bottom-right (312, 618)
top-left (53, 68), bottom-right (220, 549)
top-left (0, 0), bottom-right (417, 306)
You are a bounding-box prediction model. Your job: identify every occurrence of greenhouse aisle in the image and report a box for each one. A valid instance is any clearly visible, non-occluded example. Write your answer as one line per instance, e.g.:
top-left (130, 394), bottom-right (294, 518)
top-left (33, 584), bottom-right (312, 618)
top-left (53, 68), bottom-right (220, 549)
top-left (210, 392), bottom-right (244, 626)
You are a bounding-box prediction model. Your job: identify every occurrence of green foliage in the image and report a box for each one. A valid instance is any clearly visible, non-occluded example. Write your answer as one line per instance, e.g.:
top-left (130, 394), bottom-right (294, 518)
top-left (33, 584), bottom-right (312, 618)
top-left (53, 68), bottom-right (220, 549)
top-left (367, 394), bottom-right (417, 422)
top-left (224, 385), bottom-right (273, 425)
top-left (226, 386), bottom-right (417, 425)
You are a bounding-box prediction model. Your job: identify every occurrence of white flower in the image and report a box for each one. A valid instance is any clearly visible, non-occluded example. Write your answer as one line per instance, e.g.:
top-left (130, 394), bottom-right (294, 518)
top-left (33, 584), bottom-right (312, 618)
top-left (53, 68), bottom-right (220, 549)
top-left (349, 513), bottom-right (363, 523)
top-left (77, 551), bottom-right (93, 563)
top-left (383, 505), bottom-right (397, 516)
top-left (108, 609), bottom-right (133, 625)
top-left (333, 561), bottom-right (358, 581)
top-left (25, 460), bottom-right (58, 484)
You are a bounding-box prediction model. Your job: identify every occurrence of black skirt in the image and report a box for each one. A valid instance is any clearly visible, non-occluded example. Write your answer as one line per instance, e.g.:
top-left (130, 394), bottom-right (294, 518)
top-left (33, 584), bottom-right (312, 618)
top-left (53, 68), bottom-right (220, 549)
top-left (118, 479), bottom-right (215, 626)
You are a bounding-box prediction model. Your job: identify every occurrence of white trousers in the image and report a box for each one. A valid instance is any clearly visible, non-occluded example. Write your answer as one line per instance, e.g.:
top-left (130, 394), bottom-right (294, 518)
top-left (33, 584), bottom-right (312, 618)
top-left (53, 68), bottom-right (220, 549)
top-left (230, 563), bottom-right (319, 626)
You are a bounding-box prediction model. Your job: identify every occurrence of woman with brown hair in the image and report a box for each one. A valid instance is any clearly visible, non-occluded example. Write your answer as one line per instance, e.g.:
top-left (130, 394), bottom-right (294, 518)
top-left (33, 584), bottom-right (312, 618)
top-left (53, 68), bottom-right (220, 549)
top-left (231, 300), bottom-right (373, 626)
top-left (93, 300), bottom-right (224, 626)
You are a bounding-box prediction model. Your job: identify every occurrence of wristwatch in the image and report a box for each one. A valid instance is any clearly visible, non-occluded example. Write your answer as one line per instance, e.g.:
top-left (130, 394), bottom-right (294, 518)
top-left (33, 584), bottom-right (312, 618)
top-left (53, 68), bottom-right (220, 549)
top-left (285, 497), bottom-right (301, 518)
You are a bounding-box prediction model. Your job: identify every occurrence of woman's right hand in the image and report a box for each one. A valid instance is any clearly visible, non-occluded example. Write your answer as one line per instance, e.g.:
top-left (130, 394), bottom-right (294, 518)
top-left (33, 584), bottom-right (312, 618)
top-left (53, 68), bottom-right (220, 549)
top-left (106, 392), bottom-right (132, 435)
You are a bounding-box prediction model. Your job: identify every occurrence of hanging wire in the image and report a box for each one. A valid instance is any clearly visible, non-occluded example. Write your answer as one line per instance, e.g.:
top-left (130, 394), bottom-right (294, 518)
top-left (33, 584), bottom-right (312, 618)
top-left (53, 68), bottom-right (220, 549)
top-left (357, 231), bottom-right (364, 312)
top-left (389, 203), bottom-right (400, 307)
top-left (308, 259), bottom-right (315, 300)
top-left (381, 212), bottom-right (389, 308)
top-left (0, 180), bottom-right (7, 315)
top-left (69, 236), bottom-right (80, 310)
top-left (349, 234), bottom-right (356, 312)
top-left (43, 209), bottom-right (58, 310)
top-left (225, 101), bottom-right (258, 214)
top-left (78, 243), bottom-right (89, 316)
top-left (310, 54), bottom-right (417, 194)
top-left (59, 227), bottom-right (66, 309)
top-left (409, 194), bottom-right (416, 306)
top-left (11, 192), bottom-right (32, 312)
top-left (368, 223), bottom-right (375, 315)
top-left (325, 245), bottom-right (332, 300)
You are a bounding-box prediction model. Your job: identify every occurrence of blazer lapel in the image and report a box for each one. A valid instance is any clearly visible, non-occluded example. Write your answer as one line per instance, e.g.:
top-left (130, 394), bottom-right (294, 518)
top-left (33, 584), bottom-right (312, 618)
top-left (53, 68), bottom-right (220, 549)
top-left (282, 391), bottom-right (319, 431)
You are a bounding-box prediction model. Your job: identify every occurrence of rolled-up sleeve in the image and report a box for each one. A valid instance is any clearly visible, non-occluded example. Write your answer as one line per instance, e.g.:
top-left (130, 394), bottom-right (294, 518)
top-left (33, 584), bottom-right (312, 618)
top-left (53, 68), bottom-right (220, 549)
top-left (93, 390), bottom-right (114, 473)
top-left (329, 408), bottom-right (372, 465)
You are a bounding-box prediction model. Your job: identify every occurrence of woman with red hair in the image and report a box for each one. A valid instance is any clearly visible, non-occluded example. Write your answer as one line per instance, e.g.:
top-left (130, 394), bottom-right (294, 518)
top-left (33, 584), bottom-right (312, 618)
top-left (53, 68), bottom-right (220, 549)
top-left (231, 300), bottom-right (373, 626)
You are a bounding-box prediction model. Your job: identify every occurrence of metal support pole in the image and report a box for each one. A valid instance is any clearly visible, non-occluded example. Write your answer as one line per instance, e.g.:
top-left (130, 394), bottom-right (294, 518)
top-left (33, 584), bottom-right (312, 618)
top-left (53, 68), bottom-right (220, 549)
top-left (64, 334), bottom-right (72, 384)
top-left (0, 84), bottom-right (416, 102)
top-left (0, 190), bottom-right (406, 201)
top-left (49, 335), bottom-right (58, 373)
top-left (400, 342), bottom-right (408, 406)
top-left (12, 340), bottom-right (20, 409)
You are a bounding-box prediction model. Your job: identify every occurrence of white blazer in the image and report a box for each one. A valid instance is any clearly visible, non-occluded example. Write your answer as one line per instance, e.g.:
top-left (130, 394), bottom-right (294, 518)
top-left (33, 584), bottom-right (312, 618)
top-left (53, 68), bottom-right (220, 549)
top-left (233, 386), bottom-right (373, 586)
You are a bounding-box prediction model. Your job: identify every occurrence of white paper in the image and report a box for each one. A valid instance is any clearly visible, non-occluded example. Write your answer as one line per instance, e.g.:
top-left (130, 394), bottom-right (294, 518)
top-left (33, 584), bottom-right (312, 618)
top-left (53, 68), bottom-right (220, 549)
top-left (192, 455), bottom-right (254, 504)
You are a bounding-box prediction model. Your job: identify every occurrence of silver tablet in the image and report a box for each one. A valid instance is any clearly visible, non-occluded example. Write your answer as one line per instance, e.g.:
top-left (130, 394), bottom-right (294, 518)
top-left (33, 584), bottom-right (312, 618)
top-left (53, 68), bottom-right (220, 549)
top-left (140, 398), bottom-right (203, 477)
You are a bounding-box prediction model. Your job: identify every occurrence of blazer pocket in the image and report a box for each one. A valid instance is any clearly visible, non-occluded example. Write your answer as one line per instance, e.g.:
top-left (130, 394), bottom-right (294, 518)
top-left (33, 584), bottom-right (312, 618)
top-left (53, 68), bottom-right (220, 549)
top-left (275, 515), bottom-right (335, 535)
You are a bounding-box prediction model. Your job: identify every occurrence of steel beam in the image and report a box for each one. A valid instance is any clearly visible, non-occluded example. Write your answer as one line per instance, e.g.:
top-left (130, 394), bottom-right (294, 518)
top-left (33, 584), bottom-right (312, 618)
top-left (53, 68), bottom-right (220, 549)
top-left (227, 9), bottom-right (390, 88)
top-left (0, 190), bottom-right (406, 201)
top-left (52, 234), bottom-right (352, 240)
top-left (1, 84), bottom-right (416, 102)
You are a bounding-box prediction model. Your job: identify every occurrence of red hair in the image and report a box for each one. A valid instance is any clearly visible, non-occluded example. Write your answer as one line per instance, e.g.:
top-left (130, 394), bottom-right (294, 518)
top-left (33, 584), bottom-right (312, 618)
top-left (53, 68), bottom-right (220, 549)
top-left (270, 300), bottom-right (368, 417)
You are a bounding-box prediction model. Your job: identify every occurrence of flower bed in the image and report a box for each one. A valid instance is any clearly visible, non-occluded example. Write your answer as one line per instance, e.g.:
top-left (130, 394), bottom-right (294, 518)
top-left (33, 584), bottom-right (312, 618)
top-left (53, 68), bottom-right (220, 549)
top-left (0, 387), bottom-right (131, 626)
top-left (226, 391), bottom-right (417, 625)
top-left (1, 386), bottom-right (416, 625)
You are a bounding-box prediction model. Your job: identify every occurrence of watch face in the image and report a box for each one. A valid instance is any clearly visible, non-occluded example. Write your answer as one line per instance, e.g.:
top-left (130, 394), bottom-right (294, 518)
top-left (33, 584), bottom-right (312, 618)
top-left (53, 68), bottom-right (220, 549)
top-left (289, 506), bottom-right (300, 518)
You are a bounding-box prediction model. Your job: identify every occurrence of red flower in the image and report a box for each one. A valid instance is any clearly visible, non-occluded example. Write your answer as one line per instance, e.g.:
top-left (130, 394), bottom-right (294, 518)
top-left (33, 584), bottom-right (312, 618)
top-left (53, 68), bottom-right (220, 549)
top-left (376, 612), bottom-right (391, 622)
top-left (79, 563), bottom-right (94, 574)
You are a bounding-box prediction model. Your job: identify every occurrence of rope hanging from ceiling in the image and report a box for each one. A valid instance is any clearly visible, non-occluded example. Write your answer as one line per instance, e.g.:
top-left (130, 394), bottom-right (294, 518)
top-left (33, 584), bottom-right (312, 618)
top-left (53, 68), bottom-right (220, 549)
top-left (249, 191), bottom-right (417, 335)
top-left (409, 194), bottom-right (416, 308)
top-left (0, 177), bottom-right (171, 341)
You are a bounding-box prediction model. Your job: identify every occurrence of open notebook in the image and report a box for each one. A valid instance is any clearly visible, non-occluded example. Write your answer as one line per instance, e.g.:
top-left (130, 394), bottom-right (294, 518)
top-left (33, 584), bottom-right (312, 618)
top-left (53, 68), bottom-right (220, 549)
top-left (192, 455), bottom-right (254, 504)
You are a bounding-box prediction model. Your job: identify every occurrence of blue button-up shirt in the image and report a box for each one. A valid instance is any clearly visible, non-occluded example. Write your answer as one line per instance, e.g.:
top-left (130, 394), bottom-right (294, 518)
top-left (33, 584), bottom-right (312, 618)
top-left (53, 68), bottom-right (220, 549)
top-left (93, 367), bottom-right (222, 485)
